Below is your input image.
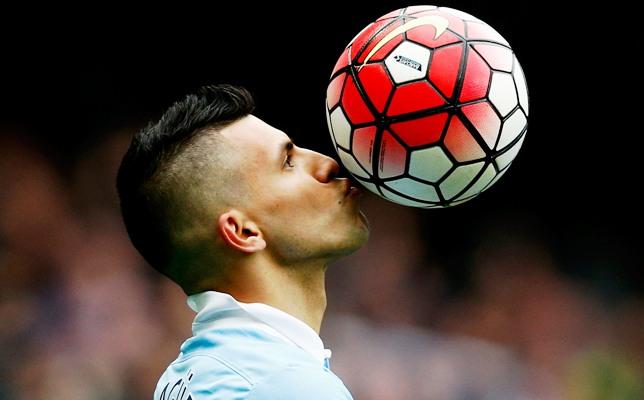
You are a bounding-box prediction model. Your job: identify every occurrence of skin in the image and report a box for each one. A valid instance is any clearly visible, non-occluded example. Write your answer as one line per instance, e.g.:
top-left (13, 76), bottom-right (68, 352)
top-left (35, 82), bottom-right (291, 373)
top-left (206, 115), bottom-right (369, 332)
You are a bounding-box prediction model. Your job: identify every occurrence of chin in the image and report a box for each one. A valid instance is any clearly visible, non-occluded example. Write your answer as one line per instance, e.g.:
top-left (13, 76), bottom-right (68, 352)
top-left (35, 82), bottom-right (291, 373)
top-left (321, 215), bottom-right (370, 261)
top-left (338, 224), bottom-right (370, 257)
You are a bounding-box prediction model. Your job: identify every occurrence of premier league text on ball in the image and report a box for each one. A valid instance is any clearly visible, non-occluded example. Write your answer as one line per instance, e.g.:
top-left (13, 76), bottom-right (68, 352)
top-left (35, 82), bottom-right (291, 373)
top-left (326, 6), bottom-right (528, 208)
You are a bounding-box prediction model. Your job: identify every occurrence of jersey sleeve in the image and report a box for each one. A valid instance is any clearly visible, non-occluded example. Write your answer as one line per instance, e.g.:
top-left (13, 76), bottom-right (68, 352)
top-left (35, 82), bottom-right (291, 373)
top-left (246, 364), bottom-right (353, 400)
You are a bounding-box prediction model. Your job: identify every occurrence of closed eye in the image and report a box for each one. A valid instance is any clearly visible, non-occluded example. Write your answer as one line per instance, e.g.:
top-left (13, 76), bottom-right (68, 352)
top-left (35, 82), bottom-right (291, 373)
top-left (284, 153), bottom-right (295, 168)
top-left (278, 139), bottom-right (295, 169)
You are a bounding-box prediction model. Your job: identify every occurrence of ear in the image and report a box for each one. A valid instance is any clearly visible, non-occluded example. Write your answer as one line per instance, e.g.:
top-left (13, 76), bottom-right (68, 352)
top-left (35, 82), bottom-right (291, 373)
top-left (217, 210), bottom-right (266, 254)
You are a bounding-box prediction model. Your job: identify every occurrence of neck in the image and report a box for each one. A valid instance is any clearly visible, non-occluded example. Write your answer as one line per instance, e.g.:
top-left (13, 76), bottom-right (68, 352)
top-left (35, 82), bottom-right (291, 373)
top-left (213, 255), bottom-right (328, 333)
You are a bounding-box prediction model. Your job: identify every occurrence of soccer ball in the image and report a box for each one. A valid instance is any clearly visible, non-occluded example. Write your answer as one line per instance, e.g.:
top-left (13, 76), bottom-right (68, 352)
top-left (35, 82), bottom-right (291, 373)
top-left (326, 5), bottom-right (528, 208)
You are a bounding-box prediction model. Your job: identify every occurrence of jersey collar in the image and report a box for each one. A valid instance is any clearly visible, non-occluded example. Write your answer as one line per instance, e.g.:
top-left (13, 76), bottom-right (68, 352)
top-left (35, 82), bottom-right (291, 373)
top-left (187, 290), bottom-right (332, 366)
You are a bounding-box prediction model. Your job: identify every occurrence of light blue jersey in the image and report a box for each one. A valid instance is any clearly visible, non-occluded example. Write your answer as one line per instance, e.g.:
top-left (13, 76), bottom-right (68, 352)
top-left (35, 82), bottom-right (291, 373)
top-left (154, 291), bottom-right (353, 399)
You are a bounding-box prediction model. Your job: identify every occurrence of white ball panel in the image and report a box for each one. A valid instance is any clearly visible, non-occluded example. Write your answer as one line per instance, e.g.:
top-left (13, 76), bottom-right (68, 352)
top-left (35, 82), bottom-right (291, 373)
top-left (497, 109), bottom-right (527, 150)
top-left (462, 102), bottom-right (501, 150)
top-left (465, 21), bottom-right (510, 46)
top-left (355, 179), bottom-right (380, 195)
top-left (495, 133), bottom-right (525, 170)
top-left (440, 7), bottom-right (482, 22)
top-left (384, 178), bottom-right (440, 202)
top-left (472, 44), bottom-right (513, 72)
top-left (330, 107), bottom-right (352, 149)
top-left (484, 164), bottom-right (510, 191)
top-left (381, 186), bottom-right (438, 208)
top-left (409, 146), bottom-right (453, 182)
top-left (325, 107), bottom-right (336, 149)
top-left (448, 196), bottom-right (477, 206)
top-left (456, 163), bottom-right (497, 200)
top-left (513, 56), bottom-right (529, 116)
top-left (337, 147), bottom-right (369, 179)
top-left (488, 72), bottom-right (518, 116)
top-left (385, 41), bottom-right (431, 84)
top-left (439, 161), bottom-right (485, 200)
top-left (406, 5), bottom-right (438, 13)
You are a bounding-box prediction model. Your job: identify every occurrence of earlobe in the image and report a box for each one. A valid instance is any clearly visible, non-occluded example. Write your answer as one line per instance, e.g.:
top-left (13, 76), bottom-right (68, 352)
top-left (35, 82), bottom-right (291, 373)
top-left (218, 211), bottom-right (266, 253)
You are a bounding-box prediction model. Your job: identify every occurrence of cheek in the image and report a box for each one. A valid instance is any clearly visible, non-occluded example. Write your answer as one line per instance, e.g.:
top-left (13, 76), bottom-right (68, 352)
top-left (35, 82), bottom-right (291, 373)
top-left (251, 177), bottom-right (338, 228)
top-left (269, 180), bottom-right (325, 211)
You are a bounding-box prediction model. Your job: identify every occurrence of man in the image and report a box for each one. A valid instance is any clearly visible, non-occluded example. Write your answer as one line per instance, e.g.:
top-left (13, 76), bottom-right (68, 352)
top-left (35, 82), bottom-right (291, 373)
top-left (116, 84), bottom-right (369, 399)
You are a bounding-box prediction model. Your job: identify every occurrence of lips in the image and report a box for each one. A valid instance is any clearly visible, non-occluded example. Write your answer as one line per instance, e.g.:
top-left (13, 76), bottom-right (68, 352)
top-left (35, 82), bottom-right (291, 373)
top-left (343, 179), bottom-right (352, 196)
top-left (343, 178), bottom-right (363, 198)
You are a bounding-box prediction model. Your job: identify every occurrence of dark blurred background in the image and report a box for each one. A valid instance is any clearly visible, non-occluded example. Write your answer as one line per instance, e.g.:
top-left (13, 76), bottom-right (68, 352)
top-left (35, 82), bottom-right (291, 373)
top-left (1, 2), bottom-right (641, 399)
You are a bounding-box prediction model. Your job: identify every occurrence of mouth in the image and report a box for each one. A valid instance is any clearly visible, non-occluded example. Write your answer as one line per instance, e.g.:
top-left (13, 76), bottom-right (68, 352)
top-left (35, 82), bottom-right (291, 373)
top-left (343, 178), bottom-right (363, 198)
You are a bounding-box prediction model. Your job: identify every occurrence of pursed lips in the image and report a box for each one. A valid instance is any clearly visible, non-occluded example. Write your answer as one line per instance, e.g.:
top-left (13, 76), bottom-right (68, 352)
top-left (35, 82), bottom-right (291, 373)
top-left (340, 178), bottom-right (362, 198)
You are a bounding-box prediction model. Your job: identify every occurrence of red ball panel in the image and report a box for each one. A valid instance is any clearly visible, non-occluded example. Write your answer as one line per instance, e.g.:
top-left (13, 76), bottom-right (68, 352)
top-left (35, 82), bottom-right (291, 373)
top-left (444, 116), bottom-right (485, 162)
top-left (406, 25), bottom-right (461, 48)
top-left (428, 44), bottom-right (463, 99)
top-left (378, 130), bottom-right (407, 178)
top-left (459, 50), bottom-right (491, 102)
top-left (332, 47), bottom-right (350, 77)
top-left (352, 126), bottom-right (377, 174)
top-left (461, 102), bottom-right (500, 149)
top-left (341, 75), bottom-right (374, 124)
top-left (351, 20), bottom-right (398, 63)
top-left (327, 72), bottom-right (346, 110)
top-left (356, 19), bottom-right (405, 64)
top-left (358, 63), bottom-right (393, 113)
top-left (387, 81), bottom-right (445, 116)
top-left (390, 113), bottom-right (448, 147)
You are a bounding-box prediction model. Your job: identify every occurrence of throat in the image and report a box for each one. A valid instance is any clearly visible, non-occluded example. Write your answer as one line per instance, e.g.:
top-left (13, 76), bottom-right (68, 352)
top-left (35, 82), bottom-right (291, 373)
top-left (225, 260), bottom-right (328, 333)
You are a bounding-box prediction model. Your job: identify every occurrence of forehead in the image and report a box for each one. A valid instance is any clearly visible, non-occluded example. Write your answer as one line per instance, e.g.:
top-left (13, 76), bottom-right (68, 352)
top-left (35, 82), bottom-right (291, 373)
top-left (220, 115), bottom-right (288, 156)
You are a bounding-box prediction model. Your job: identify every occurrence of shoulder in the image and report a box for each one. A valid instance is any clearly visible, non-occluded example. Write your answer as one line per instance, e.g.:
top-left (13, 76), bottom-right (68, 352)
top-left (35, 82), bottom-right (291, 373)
top-left (157, 331), bottom-right (338, 399)
top-left (179, 327), bottom-right (322, 380)
top-left (247, 364), bottom-right (353, 400)
top-left (155, 354), bottom-right (254, 400)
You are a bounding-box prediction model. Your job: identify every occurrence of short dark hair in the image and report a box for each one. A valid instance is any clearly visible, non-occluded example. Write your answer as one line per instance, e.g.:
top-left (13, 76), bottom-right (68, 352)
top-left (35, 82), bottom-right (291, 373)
top-left (116, 84), bottom-right (254, 283)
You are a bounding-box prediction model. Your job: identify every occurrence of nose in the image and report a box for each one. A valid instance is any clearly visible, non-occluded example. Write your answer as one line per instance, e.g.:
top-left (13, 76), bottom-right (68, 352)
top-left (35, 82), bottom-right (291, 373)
top-left (310, 151), bottom-right (340, 183)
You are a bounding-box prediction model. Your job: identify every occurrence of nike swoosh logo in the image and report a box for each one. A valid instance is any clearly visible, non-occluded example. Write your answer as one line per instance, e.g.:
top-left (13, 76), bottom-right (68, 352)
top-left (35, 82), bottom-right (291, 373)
top-left (359, 15), bottom-right (450, 69)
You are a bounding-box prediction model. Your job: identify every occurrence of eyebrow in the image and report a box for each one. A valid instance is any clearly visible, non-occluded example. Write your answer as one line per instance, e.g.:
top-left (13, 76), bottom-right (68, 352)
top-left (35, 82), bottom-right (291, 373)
top-left (277, 139), bottom-right (294, 165)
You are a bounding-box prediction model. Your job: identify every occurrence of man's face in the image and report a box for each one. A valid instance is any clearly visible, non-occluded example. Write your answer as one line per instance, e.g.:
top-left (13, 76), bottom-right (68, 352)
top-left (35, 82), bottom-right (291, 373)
top-left (220, 115), bottom-right (369, 264)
